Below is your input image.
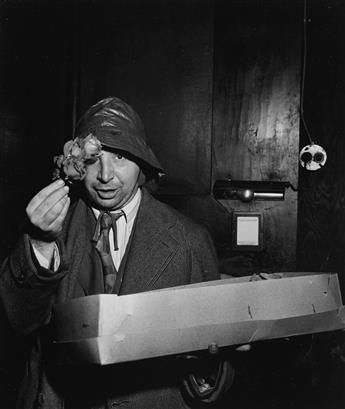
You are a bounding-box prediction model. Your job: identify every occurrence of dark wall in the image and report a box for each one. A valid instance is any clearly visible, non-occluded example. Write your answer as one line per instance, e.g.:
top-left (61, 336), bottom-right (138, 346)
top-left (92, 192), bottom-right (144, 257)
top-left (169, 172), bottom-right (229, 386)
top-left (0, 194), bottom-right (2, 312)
top-left (0, 3), bottom-right (75, 406)
top-left (296, 3), bottom-right (345, 408)
top-left (211, 0), bottom-right (300, 275)
top-left (154, 0), bottom-right (302, 278)
top-left (76, 0), bottom-right (214, 195)
top-left (297, 0), bottom-right (345, 282)
top-left (0, 0), bottom-right (74, 258)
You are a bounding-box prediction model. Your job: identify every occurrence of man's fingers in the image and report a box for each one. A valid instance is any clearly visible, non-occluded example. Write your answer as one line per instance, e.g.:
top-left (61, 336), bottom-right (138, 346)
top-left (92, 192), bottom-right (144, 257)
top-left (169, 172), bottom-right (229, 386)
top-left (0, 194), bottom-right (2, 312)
top-left (28, 185), bottom-right (69, 226)
top-left (26, 179), bottom-right (66, 214)
top-left (49, 196), bottom-right (70, 232)
top-left (40, 194), bottom-right (69, 229)
top-left (36, 185), bottom-right (69, 217)
top-left (27, 183), bottom-right (69, 235)
top-left (28, 193), bottom-right (70, 242)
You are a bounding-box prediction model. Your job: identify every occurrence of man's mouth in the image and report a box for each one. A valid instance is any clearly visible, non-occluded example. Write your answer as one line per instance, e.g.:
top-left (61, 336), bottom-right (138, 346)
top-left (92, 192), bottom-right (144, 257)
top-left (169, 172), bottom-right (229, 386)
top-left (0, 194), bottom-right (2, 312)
top-left (95, 188), bottom-right (118, 199)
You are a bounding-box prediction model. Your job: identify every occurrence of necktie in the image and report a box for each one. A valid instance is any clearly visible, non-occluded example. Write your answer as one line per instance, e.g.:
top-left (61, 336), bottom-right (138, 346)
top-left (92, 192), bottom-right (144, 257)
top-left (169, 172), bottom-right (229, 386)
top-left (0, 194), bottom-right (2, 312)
top-left (92, 211), bottom-right (124, 293)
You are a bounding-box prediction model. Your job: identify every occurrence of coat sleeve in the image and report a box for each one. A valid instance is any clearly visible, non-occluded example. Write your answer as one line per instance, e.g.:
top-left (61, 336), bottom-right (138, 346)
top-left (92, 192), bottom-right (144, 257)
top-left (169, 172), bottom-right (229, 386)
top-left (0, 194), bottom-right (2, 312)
top-left (188, 224), bottom-right (220, 283)
top-left (0, 234), bottom-right (69, 336)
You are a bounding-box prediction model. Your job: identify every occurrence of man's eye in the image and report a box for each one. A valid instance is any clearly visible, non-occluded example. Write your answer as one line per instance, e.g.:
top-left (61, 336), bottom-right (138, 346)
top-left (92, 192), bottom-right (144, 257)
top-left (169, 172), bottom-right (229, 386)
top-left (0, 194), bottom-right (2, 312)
top-left (115, 154), bottom-right (123, 160)
top-left (84, 157), bottom-right (100, 165)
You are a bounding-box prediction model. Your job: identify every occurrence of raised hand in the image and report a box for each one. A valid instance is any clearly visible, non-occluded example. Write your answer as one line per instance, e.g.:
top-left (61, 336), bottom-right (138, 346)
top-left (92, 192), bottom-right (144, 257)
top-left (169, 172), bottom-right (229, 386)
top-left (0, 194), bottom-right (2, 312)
top-left (26, 179), bottom-right (70, 243)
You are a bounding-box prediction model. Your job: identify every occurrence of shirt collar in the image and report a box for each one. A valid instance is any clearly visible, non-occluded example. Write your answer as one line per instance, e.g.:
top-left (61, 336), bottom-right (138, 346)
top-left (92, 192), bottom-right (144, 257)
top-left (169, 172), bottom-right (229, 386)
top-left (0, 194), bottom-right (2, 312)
top-left (92, 187), bottom-right (142, 223)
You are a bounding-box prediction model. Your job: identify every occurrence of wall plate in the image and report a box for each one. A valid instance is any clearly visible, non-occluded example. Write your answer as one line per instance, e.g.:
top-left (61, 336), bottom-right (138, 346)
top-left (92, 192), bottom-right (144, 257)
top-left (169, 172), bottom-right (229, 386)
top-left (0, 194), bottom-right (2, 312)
top-left (232, 212), bottom-right (263, 251)
top-left (299, 144), bottom-right (327, 171)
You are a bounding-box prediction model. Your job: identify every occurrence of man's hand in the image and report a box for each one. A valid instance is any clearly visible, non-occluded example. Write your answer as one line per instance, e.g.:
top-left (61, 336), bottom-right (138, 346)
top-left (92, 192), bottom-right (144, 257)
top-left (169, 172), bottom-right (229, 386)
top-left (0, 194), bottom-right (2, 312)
top-left (26, 179), bottom-right (70, 244)
top-left (178, 342), bottom-right (252, 403)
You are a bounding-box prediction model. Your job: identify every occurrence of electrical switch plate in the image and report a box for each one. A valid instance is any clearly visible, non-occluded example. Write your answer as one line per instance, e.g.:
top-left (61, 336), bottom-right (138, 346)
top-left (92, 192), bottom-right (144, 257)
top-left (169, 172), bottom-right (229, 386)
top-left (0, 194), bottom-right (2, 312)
top-left (232, 212), bottom-right (263, 251)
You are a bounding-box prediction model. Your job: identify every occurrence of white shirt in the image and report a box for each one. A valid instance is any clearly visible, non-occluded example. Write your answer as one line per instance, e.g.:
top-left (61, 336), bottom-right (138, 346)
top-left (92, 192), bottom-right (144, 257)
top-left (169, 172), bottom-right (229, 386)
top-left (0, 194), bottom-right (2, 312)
top-left (33, 188), bottom-right (142, 271)
top-left (91, 188), bottom-right (141, 270)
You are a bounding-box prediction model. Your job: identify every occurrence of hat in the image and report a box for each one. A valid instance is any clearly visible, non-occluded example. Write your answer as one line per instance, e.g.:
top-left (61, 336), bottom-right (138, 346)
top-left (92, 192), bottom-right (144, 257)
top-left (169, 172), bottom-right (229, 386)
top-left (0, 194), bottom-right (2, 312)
top-left (75, 97), bottom-right (164, 177)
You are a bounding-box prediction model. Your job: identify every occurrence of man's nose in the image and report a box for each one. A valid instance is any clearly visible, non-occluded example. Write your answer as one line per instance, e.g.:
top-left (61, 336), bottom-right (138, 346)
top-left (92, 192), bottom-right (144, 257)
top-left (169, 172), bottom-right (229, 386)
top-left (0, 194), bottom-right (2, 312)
top-left (98, 156), bottom-right (114, 183)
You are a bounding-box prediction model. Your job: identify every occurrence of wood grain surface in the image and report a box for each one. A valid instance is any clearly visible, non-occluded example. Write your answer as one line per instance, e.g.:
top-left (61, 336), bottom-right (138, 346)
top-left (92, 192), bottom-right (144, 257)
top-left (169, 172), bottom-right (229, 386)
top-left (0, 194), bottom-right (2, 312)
top-left (210, 0), bottom-right (301, 274)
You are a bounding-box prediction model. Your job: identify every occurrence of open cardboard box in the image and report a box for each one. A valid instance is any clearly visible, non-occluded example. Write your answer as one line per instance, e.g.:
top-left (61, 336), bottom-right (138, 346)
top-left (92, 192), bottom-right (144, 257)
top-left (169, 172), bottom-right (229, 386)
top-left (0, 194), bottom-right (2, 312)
top-left (52, 272), bottom-right (345, 365)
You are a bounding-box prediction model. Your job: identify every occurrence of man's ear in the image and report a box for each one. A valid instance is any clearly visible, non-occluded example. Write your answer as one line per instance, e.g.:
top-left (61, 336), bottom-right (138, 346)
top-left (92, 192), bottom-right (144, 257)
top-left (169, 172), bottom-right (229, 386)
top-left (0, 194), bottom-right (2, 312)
top-left (138, 169), bottom-right (146, 186)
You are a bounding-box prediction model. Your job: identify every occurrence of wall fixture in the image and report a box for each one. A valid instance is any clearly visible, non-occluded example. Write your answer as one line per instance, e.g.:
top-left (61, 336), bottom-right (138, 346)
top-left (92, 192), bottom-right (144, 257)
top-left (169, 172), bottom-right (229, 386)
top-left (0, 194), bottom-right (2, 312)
top-left (299, 144), bottom-right (327, 171)
top-left (213, 180), bottom-right (293, 202)
top-left (232, 212), bottom-right (263, 251)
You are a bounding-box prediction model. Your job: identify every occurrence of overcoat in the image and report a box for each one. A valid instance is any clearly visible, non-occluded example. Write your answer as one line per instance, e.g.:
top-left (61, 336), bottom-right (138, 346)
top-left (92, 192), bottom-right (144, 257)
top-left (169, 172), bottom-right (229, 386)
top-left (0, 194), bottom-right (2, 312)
top-left (0, 188), bottom-right (219, 409)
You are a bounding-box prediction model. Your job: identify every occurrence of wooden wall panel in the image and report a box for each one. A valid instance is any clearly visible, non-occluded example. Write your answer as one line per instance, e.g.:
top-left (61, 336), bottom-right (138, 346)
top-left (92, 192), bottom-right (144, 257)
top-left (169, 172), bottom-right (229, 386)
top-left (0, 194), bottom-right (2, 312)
top-left (76, 0), bottom-right (214, 194)
top-left (211, 0), bottom-right (301, 274)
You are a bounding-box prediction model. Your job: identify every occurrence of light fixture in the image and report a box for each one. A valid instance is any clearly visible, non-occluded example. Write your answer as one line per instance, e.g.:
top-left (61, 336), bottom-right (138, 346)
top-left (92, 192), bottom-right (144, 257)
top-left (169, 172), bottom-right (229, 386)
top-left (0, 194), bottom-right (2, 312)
top-left (213, 180), bottom-right (293, 202)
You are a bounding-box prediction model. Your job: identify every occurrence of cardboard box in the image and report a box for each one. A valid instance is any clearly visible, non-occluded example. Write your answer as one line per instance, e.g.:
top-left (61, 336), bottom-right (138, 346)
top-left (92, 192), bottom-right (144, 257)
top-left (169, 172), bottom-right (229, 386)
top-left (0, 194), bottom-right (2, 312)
top-left (52, 273), bottom-right (345, 365)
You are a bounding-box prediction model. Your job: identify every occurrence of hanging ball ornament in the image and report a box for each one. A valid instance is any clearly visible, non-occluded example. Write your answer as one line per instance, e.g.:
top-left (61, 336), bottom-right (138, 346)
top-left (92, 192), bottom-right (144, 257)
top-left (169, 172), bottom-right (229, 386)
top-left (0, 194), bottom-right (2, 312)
top-left (299, 144), bottom-right (327, 171)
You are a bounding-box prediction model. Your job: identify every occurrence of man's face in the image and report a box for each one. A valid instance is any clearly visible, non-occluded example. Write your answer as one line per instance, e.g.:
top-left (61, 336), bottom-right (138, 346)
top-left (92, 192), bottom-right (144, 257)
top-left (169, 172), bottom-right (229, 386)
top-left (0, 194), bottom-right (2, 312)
top-left (83, 149), bottom-right (141, 210)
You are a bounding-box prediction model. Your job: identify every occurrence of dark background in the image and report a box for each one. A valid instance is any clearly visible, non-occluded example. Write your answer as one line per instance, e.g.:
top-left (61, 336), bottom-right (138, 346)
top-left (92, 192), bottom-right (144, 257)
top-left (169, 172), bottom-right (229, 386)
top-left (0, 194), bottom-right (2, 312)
top-left (0, 0), bottom-right (344, 408)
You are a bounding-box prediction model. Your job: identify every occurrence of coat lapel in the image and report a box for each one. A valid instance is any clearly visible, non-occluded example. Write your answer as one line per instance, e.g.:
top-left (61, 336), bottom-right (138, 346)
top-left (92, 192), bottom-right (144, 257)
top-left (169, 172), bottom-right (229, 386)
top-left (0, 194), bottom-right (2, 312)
top-left (57, 199), bottom-right (100, 301)
top-left (58, 190), bottom-right (180, 298)
top-left (121, 189), bottom-right (180, 294)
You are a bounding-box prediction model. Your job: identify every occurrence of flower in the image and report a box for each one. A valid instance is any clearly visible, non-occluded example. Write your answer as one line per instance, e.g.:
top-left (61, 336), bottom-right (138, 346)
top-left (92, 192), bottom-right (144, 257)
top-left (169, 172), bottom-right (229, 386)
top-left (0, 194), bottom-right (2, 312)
top-left (84, 138), bottom-right (101, 157)
top-left (53, 134), bottom-right (102, 182)
top-left (63, 140), bottom-right (74, 157)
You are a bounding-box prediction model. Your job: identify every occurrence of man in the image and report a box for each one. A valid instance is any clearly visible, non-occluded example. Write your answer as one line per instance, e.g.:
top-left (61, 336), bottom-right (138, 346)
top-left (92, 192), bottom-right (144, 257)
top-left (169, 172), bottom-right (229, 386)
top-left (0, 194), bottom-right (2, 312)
top-left (0, 97), bottom-right (233, 409)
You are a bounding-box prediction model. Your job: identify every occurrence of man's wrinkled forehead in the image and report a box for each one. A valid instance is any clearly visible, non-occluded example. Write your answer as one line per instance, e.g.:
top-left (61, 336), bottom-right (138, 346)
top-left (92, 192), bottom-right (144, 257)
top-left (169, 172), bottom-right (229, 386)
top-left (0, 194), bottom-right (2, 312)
top-left (100, 145), bottom-right (131, 159)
